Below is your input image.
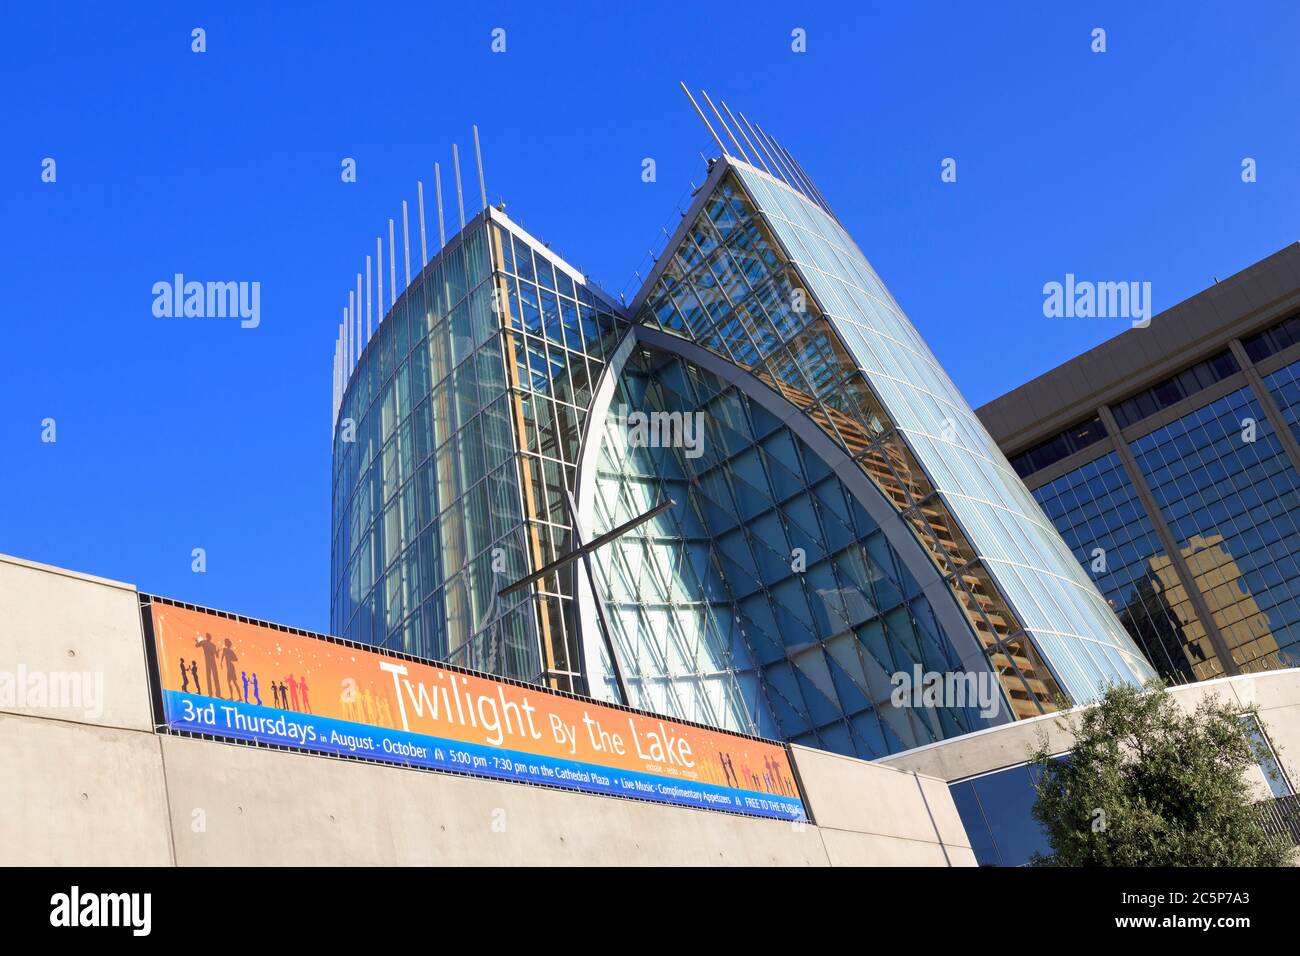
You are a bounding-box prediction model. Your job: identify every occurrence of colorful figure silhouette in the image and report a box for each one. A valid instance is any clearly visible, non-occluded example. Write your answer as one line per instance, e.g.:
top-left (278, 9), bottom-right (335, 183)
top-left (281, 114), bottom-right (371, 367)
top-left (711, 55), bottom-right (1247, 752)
top-left (195, 633), bottom-right (221, 699)
top-left (718, 752), bottom-right (736, 788)
top-left (241, 671), bottom-right (250, 703)
top-left (271, 680), bottom-right (281, 708)
top-left (220, 639), bottom-right (241, 701)
top-left (189, 660), bottom-right (201, 695)
top-left (298, 677), bottom-right (311, 714)
top-left (286, 675), bottom-right (300, 710)
top-left (250, 673), bottom-right (262, 706)
top-left (179, 657), bottom-right (190, 692)
top-left (279, 681), bottom-right (290, 710)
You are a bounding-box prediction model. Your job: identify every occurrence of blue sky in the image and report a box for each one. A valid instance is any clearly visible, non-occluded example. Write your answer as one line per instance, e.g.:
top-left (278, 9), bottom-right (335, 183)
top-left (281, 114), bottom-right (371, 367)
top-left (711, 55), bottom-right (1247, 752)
top-left (3, 2), bottom-right (1296, 632)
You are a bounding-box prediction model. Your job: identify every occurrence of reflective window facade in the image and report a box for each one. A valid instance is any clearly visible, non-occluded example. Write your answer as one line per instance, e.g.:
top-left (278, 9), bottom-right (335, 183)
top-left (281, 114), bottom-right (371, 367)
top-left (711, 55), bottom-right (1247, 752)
top-left (1130, 387), bottom-right (1300, 673)
top-left (949, 763), bottom-right (1052, 867)
top-left (1033, 453), bottom-right (1223, 682)
top-left (1265, 358), bottom-right (1300, 446)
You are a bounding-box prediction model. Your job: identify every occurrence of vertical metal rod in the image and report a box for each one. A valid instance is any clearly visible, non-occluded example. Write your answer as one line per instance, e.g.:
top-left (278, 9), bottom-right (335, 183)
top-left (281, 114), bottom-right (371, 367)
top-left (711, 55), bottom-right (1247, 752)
top-left (452, 144), bottom-right (466, 229)
top-left (376, 237), bottom-right (384, 324)
top-left (775, 139), bottom-right (818, 202)
top-left (365, 255), bottom-right (373, 341)
top-left (346, 298), bottom-right (353, 374)
top-left (335, 327), bottom-right (344, 417)
top-left (699, 89), bottom-right (747, 161)
top-left (737, 111), bottom-right (788, 186)
top-left (754, 120), bottom-right (801, 188)
top-left (401, 201), bottom-right (412, 289)
top-left (779, 142), bottom-right (829, 212)
top-left (473, 125), bottom-right (487, 210)
top-left (733, 109), bottom-right (774, 175)
top-left (387, 219), bottom-right (397, 308)
top-left (355, 272), bottom-right (363, 357)
top-left (679, 81), bottom-right (728, 157)
top-left (416, 181), bottom-right (428, 267)
top-left (719, 99), bottom-right (762, 168)
top-left (434, 163), bottom-right (447, 248)
top-left (781, 142), bottom-right (836, 215)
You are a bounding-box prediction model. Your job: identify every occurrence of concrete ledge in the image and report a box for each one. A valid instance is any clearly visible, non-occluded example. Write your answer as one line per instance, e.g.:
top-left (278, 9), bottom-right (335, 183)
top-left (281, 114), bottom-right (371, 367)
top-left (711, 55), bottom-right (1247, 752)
top-left (0, 713), bottom-right (173, 866)
top-left (791, 744), bottom-right (972, 853)
top-left (0, 554), bottom-right (153, 732)
top-left (881, 670), bottom-right (1300, 792)
top-left (816, 828), bottom-right (964, 867)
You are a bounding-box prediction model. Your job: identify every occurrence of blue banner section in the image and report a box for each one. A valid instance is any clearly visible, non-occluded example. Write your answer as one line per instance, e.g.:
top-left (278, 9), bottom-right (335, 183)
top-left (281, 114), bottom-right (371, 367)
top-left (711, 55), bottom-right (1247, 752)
top-left (162, 691), bottom-right (807, 821)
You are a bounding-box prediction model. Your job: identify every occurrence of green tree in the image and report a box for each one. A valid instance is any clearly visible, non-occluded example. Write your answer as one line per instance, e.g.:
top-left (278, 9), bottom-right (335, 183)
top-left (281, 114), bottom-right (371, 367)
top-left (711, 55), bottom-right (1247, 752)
top-left (1028, 681), bottom-right (1293, 866)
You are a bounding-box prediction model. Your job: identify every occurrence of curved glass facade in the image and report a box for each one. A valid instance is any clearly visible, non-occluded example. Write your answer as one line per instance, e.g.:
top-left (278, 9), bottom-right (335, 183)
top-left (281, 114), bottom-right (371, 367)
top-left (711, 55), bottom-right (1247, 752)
top-left (330, 210), bottom-right (625, 688)
top-left (633, 161), bottom-right (1155, 711)
top-left (330, 146), bottom-right (1156, 762)
top-left (584, 345), bottom-right (1001, 756)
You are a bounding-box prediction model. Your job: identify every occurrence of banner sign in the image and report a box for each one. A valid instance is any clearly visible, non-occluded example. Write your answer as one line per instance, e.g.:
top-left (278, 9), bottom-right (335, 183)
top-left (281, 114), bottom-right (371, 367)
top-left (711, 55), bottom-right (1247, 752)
top-left (146, 601), bottom-right (808, 822)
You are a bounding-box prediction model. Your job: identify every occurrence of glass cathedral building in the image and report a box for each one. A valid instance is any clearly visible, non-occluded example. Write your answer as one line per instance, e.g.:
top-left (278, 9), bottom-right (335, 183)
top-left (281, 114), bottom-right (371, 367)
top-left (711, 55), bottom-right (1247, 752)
top-left (331, 116), bottom-right (1156, 761)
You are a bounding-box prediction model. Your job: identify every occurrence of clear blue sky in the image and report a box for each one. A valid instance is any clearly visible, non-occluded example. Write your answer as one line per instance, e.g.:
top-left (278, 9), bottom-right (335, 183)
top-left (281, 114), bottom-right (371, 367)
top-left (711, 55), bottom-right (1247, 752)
top-left (3, 2), bottom-right (1296, 632)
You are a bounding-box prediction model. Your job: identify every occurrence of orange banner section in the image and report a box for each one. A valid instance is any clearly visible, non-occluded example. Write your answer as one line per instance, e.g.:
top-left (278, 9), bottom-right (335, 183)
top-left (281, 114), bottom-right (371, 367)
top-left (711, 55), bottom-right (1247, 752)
top-left (149, 602), bottom-right (806, 819)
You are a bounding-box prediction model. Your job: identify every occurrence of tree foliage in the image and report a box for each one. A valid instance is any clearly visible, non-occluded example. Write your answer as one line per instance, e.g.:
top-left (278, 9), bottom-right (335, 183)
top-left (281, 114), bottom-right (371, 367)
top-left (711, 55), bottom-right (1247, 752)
top-left (1028, 681), bottom-right (1293, 866)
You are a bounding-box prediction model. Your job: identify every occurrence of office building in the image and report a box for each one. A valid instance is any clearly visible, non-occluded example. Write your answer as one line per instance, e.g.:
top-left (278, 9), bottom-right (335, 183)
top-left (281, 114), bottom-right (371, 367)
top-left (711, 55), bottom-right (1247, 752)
top-left (979, 245), bottom-right (1300, 684)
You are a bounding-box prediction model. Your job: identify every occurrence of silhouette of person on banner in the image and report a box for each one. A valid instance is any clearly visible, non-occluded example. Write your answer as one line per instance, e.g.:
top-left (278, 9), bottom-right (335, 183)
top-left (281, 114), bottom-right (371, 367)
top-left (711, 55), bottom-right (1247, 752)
top-left (286, 675), bottom-right (300, 710)
top-left (189, 660), bottom-right (201, 695)
top-left (180, 657), bottom-right (190, 692)
top-left (220, 639), bottom-right (241, 701)
top-left (241, 671), bottom-right (250, 703)
top-left (195, 634), bottom-right (221, 698)
top-left (718, 751), bottom-right (736, 788)
top-left (250, 673), bottom-right (262, 706)
top-left (298, 677), bottom-right (311, 714)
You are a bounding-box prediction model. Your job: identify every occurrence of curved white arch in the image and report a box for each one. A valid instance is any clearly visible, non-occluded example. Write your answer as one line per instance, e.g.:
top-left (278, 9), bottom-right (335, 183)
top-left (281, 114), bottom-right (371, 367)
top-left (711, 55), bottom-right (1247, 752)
top-left (571, 324), bottom-right (1012, 729)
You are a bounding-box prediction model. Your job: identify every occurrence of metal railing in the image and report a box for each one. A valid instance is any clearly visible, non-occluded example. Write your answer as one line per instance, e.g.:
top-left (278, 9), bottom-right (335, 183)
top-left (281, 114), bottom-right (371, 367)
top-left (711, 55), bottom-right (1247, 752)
top-left (1258, 793), bottom-right (1300, 845)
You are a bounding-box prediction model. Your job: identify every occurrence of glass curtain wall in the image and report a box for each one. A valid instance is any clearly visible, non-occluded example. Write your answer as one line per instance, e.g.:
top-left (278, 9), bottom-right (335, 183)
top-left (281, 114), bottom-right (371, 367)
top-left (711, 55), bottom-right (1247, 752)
top-left (636, 162), bottom-right (1156, 716)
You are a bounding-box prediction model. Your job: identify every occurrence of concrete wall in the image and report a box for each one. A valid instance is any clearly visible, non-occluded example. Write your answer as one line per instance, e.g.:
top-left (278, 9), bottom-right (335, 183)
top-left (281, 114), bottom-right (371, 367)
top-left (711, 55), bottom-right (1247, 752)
top-left (0, 554), bottom-right (971, 866)
top-left (881, 670), bottom-right (1300, 802)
